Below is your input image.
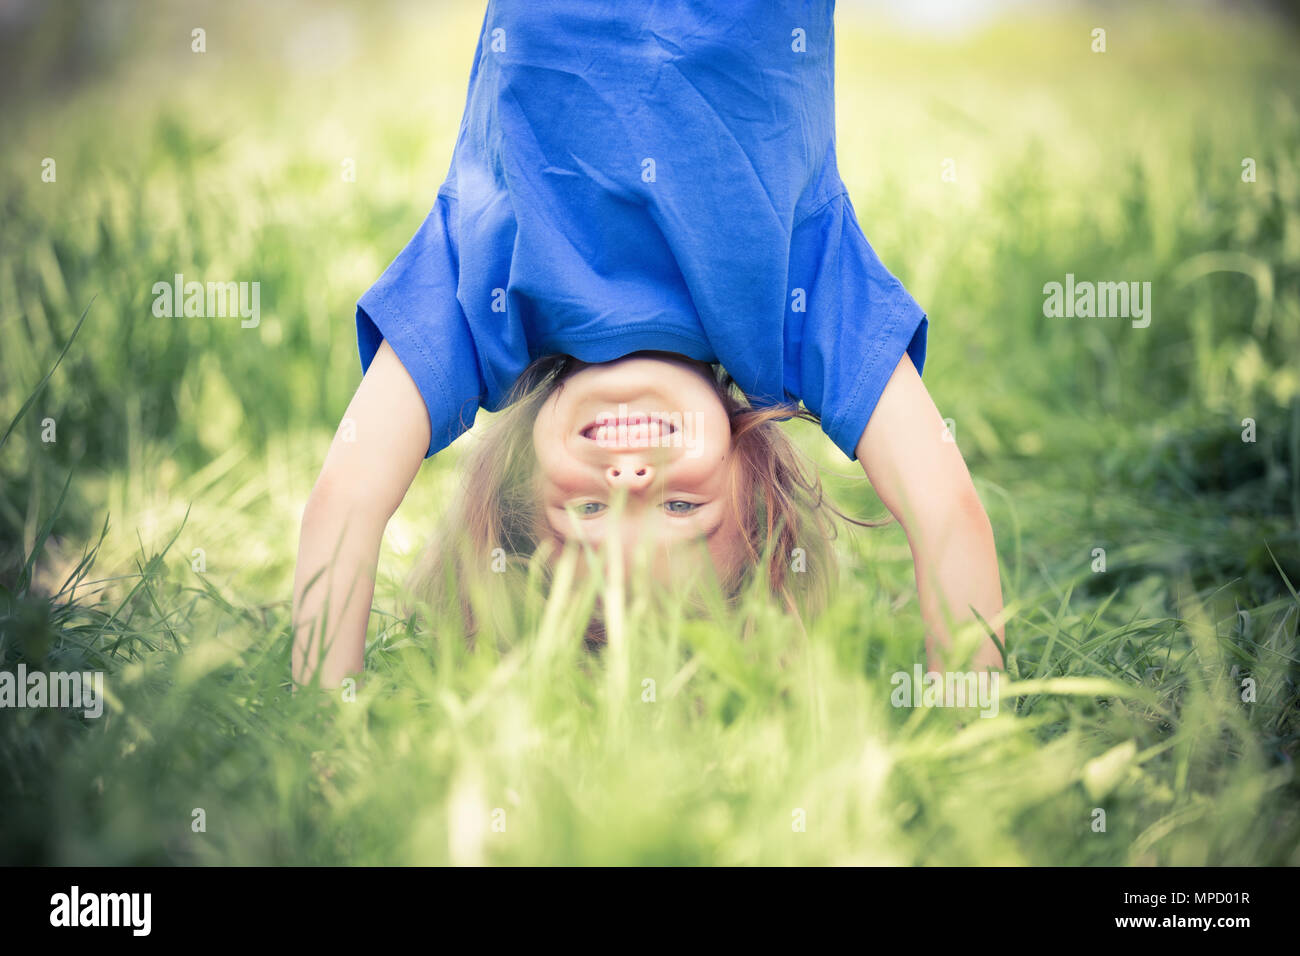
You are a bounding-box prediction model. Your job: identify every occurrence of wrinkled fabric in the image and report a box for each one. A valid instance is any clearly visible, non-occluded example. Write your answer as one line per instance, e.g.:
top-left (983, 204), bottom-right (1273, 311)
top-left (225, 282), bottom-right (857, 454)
top-left (357, 0), bottom-right (927, 460)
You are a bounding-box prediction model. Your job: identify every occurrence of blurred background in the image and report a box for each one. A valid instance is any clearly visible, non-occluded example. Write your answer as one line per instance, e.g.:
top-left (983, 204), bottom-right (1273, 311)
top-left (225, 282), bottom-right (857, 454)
top-left (0, 0), bottom-right (1297, 865)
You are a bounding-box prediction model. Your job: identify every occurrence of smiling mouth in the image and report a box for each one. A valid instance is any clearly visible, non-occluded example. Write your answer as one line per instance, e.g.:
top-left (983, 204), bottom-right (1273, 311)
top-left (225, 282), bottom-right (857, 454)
top-left (580, 414), bottom-right (678, 441)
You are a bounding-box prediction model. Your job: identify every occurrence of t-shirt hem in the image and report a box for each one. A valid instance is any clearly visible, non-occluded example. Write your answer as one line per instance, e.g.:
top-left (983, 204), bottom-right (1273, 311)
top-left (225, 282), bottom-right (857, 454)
top-left (536, 327), bottom-right (716, 365)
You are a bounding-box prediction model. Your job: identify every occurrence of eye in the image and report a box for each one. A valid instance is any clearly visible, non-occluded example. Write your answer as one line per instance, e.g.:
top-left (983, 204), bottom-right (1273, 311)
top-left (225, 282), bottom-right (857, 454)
top-left (664, 499), bottom-right (700, 514)
top-left (571, 501), bottom-right (606, 517)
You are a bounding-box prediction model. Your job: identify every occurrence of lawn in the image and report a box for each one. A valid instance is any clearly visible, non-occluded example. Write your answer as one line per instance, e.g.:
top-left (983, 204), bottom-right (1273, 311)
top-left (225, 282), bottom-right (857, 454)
top-left (1, 0), bottom-right (1297, 864)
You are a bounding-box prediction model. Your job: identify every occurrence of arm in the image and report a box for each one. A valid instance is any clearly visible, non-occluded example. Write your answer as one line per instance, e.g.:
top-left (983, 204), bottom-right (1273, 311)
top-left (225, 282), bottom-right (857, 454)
top-left (854, 353), bottom-right (1005, 675)
top-left (291, 340), bottom-right (431, 689)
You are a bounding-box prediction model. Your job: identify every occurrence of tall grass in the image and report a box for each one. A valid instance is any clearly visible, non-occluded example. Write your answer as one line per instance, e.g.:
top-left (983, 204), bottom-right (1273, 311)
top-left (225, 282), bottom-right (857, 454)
top-left (0, 0), bottom-right (1297, 864)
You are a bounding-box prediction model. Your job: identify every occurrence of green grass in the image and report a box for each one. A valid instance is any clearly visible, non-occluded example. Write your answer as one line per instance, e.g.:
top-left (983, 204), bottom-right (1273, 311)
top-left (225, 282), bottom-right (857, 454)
top-left (1, 0), bottom-right (1298, 864)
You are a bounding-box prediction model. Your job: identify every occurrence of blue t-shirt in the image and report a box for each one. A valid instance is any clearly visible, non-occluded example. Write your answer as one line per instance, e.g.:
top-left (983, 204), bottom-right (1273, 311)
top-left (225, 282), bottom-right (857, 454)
top-left (357, 0), bottom-right (927, 461)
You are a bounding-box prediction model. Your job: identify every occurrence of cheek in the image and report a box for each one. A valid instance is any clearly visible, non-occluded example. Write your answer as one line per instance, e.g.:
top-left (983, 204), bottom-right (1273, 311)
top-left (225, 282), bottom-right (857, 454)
top-left (697, 413), bottom-right (734, 463)
top-left (532, 417), bottom-right (583, 492)
top-left (536, 457), bottom-right (596, 500)
top-left (533, 392), bottom-right (572, 458)
top-left (674, 436), bottom-right (734, 491)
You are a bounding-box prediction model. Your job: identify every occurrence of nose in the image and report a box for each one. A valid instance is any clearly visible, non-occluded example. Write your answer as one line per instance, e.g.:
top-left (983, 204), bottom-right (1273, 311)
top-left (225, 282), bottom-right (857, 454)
top-left (604, 461), bottom-right (654, 491)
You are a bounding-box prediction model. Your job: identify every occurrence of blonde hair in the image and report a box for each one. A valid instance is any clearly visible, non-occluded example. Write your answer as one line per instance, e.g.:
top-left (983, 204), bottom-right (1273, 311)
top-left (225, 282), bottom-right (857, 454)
top-left (405, 353), bottom-right (880, 647)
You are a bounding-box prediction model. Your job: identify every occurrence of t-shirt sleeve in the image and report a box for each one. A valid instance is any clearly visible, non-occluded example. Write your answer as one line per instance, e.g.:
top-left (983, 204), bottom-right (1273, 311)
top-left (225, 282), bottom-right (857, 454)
top-left (356, 190), bottom-right (484, 458)
top-left (786, 191), bottom-right (928, 461)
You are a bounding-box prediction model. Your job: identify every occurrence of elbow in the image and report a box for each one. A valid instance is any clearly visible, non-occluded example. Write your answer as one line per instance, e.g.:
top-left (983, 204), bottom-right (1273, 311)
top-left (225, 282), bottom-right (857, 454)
top-left (905, 477), bottom-right (994, 548)
top-left (952, 481), bottom-right (993, 535)
top-left (945, 481), bottom-right (994, 547)
top-left (301, 467), bottom-right (393, 532)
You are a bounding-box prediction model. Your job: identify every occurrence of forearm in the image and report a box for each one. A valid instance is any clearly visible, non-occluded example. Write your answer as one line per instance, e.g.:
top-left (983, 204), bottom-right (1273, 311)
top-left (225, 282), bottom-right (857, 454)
top-left (290, 339), bottom-right (431, 689)
top-left (853, 355), bottom-right (1005, 677)
top-left (905, 498), bottom-right (1005, 675)
top-left (291, 493), bottom-right (388, 688)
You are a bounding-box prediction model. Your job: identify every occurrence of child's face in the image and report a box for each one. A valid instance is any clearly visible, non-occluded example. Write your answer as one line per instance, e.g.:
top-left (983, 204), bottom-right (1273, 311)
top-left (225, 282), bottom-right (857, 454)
top-left (532, 353), bottom-right (746, 586)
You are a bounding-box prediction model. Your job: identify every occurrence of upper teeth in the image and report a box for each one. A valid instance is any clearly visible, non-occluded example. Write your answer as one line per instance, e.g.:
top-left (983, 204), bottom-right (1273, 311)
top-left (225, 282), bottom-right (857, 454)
top-left (586, 418), bottom-right (675, 442)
